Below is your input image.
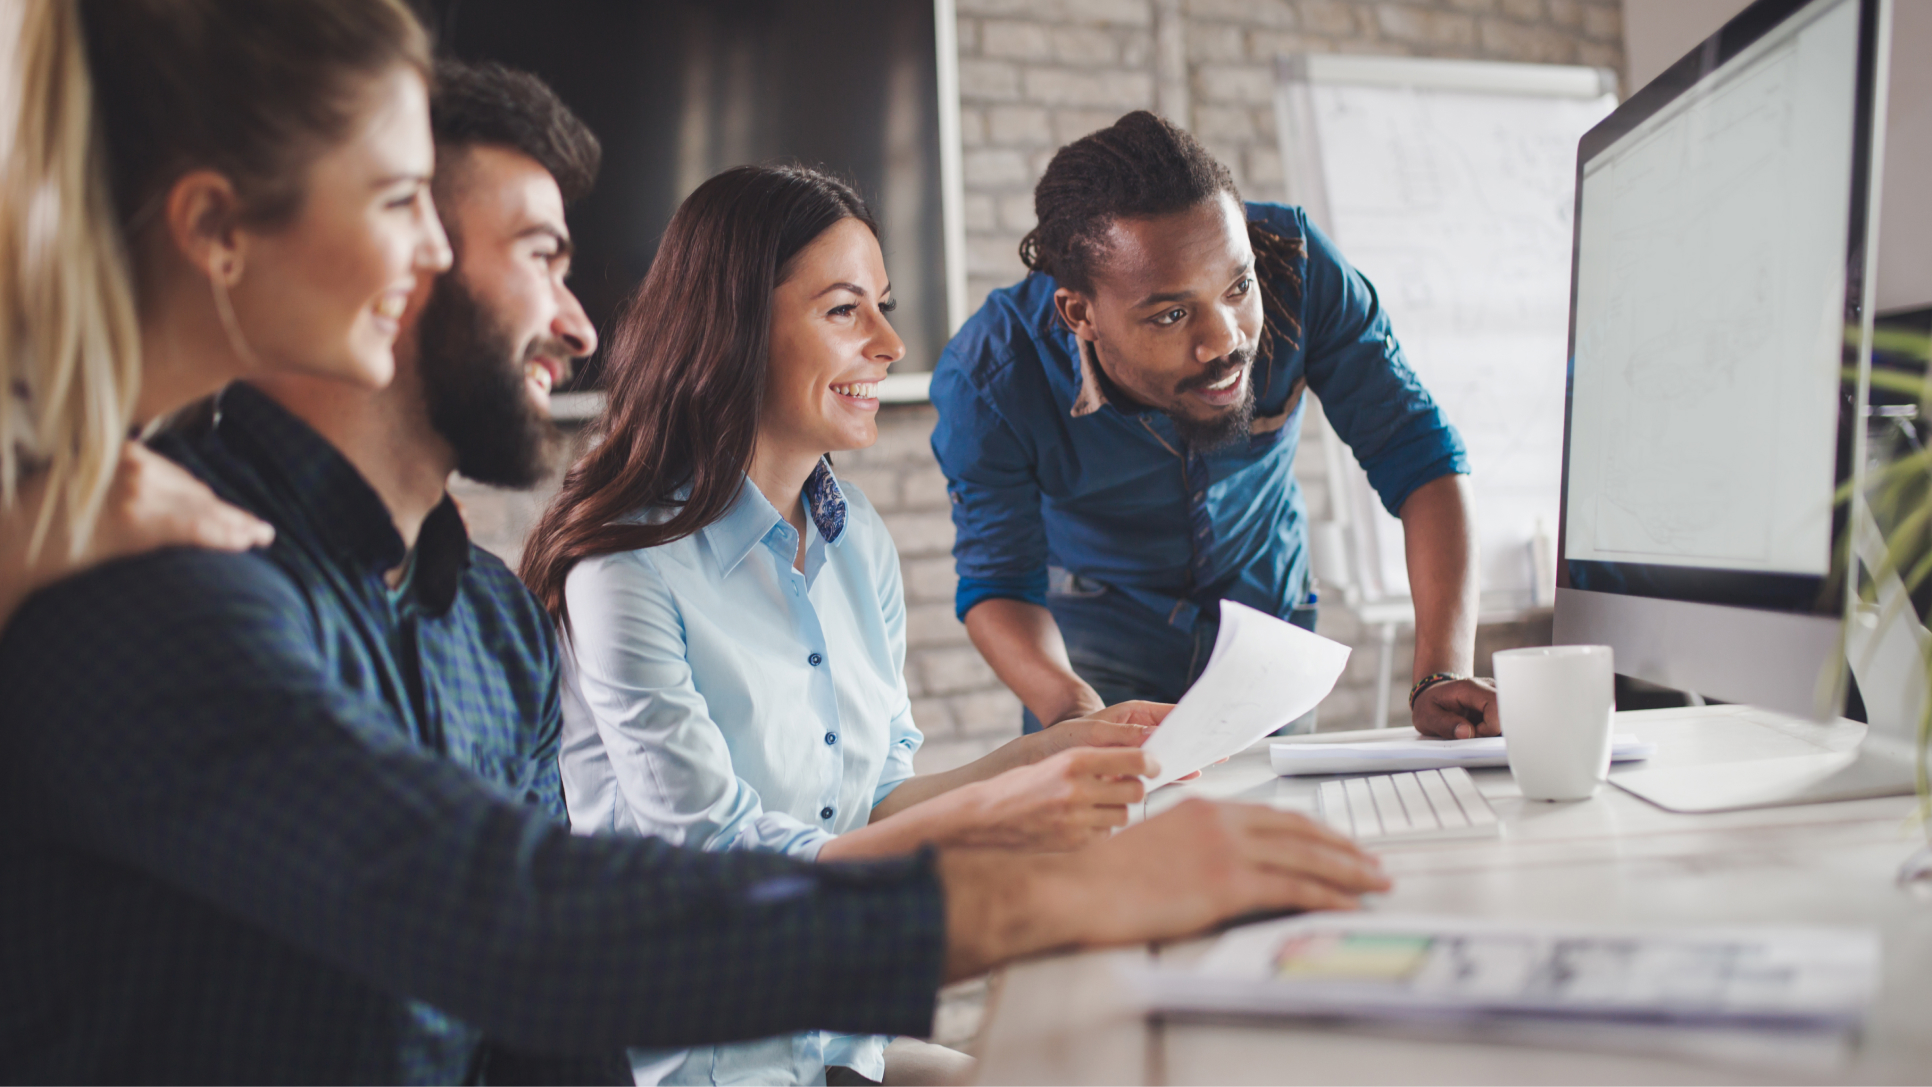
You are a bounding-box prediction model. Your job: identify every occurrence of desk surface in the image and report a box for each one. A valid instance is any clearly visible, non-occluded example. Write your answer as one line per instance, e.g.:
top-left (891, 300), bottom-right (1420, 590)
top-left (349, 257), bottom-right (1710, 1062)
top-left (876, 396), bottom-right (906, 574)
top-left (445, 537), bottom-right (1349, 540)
top-left (973, 706), bottom-right (1932, 1085)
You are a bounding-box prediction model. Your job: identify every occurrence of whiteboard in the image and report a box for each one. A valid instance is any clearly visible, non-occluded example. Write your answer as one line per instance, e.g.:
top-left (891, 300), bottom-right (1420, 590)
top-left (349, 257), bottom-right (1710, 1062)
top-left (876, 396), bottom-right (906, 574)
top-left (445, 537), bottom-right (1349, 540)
top-left (1274, 55), bottom-right (1617, 615)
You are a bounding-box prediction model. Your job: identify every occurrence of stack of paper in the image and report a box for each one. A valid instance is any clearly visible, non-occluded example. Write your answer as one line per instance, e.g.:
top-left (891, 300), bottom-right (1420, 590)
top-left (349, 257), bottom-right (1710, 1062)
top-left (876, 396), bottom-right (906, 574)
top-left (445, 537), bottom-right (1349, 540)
top-left (1130, 913), bottom-right (1878, 1030)
top-left (1271, 733), bottom-right (1657, 776)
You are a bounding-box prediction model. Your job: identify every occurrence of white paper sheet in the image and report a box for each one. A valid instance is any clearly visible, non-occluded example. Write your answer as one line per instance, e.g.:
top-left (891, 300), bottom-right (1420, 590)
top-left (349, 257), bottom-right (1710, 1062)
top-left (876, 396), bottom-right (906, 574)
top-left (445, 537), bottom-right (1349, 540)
top-left (1270, 734), bottom-right (1657, 776)
top-left (1139, 601), bottom-right (1351, 789)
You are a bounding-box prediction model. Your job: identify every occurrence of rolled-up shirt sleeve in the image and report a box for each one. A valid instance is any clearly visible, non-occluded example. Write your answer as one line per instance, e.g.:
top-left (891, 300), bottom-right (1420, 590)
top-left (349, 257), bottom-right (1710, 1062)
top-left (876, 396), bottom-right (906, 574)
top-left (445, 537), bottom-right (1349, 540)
top-left (1296, 214), bottom-right (1469, 516)
top-left (563, 551), bottom-right (834, 861)
top-left (929, 353), bottom-right (1051, 620)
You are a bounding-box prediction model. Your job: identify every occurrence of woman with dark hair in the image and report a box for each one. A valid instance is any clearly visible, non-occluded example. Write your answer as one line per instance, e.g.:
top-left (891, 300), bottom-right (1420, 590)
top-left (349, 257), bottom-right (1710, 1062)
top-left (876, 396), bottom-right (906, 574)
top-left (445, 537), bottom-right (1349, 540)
top-left (0, 0), bottom-right (449, 628)
top-left (521, 165), bottom-right (1172, 1085)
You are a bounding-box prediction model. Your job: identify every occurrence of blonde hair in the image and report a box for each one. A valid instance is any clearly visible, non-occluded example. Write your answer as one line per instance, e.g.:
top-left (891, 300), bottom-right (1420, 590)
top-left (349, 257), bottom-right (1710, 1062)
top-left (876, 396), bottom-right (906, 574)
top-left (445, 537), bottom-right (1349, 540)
top-left (0, 0), bottom-right (142, 557)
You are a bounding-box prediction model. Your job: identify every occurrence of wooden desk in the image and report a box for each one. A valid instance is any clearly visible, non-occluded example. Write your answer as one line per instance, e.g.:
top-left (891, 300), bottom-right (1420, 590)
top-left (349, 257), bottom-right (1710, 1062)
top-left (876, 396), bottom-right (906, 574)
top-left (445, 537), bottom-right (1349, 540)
top-left (974, 706), bottom-right (1932, 1084)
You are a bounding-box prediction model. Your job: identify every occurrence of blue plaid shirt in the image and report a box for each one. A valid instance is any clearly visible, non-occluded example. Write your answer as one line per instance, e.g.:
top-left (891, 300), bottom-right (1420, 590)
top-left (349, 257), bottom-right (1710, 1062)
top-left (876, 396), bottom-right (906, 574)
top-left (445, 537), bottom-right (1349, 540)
top-left (0, 384), bottom-right (945, 1084)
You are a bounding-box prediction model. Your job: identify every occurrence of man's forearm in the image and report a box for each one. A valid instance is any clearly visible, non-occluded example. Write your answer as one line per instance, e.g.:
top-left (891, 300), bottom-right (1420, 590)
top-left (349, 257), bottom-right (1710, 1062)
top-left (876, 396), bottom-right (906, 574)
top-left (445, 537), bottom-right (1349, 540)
top-left (963, 598), bottom-right (1103, 725)
top-left (1398, 473), bottom-right (1479, 679)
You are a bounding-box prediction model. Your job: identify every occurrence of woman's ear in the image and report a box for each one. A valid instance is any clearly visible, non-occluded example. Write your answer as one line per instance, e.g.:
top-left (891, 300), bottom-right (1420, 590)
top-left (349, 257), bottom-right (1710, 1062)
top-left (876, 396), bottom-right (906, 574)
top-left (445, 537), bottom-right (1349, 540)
top-left (163, 169), bottom-right (248, 285)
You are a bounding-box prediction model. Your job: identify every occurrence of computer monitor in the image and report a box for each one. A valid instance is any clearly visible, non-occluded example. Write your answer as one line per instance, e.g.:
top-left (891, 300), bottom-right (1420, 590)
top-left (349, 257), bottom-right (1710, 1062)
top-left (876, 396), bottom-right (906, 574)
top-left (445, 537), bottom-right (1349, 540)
top-left (1553, 0), bottom-right (1916, 809)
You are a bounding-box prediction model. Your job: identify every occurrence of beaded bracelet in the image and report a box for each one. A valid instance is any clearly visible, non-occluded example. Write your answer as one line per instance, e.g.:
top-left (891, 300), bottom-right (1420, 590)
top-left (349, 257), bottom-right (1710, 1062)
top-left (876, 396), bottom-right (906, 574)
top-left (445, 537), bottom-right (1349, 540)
top-left (1408, 671), bottom-right (1467, 708)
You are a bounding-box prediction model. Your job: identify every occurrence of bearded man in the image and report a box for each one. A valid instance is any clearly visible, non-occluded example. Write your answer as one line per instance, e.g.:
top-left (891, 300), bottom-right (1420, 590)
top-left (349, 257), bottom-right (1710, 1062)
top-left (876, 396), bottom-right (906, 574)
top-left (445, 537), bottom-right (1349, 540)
top-left (933, 110), bottom-right (1500, 739)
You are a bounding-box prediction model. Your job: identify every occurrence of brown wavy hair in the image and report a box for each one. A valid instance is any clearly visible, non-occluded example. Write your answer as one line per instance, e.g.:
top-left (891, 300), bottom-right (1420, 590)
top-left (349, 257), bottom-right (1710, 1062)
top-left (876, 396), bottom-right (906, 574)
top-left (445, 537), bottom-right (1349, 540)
top-left (520, 164), bottom-right (875, 625)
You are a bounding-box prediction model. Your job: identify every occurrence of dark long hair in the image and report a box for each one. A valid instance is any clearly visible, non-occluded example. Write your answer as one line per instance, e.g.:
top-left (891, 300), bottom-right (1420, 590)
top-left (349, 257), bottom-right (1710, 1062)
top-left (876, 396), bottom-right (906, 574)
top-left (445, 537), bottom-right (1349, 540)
top-left (520, 165), bottom-right (876, 624)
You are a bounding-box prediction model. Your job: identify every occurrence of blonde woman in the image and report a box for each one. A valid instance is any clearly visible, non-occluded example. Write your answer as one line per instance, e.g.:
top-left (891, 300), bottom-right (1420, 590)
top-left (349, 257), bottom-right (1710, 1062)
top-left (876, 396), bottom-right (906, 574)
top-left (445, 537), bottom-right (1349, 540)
top-left (0, 0), bottom-right (449, 626)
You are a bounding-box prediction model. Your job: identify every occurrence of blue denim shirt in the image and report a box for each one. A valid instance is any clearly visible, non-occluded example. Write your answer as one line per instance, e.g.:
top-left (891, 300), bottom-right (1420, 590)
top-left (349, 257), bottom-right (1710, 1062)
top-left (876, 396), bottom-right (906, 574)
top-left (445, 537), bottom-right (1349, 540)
top-left (931, 202), bottom-right (1468, 629)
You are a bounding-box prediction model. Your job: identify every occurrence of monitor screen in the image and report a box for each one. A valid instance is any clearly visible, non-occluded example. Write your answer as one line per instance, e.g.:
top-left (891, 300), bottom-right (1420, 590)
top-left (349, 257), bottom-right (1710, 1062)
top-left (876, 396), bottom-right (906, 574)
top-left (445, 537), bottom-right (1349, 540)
top-left (1559, 0), bottom-right (1875, 613)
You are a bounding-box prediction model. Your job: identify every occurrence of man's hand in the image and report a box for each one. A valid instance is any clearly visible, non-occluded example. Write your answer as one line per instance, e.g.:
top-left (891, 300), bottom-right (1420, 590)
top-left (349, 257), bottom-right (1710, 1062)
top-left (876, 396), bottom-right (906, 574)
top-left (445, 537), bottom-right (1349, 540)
top-left (939, 798), bottom-right (1390, 978)
top-left (947, 747), bottom-right (1154, 851)
top-left (1412, 676), bottom-right (1499, 739)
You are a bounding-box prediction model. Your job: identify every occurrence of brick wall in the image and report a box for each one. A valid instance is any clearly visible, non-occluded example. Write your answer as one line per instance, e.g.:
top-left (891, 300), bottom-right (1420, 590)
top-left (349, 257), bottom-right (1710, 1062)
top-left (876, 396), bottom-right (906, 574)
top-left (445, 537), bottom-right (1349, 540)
top-left (459, 0), bottom-right (1621, 775)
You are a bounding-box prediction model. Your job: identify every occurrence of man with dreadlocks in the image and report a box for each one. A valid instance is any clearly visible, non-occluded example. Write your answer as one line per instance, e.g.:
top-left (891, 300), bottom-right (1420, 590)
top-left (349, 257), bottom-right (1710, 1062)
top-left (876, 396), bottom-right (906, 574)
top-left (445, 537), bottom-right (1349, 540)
top-left (931, 110), bottom-right (1498, 741)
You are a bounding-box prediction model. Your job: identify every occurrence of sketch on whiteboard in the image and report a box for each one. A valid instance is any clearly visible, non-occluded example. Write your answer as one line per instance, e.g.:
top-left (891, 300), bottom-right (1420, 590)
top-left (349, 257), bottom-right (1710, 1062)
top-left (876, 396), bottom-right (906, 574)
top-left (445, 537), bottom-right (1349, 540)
top-left (1292, 69), bottom-right (1616, 612)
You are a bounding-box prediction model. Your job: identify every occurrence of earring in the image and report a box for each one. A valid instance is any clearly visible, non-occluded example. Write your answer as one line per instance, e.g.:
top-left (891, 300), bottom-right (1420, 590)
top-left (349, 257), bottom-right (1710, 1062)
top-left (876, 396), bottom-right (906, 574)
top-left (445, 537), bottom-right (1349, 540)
top-left (207, 260), bottom-right (261, 369)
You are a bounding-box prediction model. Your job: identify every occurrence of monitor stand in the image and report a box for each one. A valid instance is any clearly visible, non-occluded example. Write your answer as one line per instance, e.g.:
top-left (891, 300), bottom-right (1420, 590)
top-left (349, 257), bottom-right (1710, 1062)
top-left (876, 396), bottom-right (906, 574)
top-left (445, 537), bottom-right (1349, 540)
top-left (1609, 709), bottom-right (1919, 814)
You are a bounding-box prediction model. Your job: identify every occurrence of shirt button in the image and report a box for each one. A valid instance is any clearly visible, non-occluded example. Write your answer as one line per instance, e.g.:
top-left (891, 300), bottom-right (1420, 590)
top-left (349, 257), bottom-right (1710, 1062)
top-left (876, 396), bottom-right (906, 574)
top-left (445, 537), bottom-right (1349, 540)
top-left (825, 732), bottom-right (837, 745)
top-left (820, 806), bottom-right (835, 819)
top-left (808, 652), bottom-right (823, 666)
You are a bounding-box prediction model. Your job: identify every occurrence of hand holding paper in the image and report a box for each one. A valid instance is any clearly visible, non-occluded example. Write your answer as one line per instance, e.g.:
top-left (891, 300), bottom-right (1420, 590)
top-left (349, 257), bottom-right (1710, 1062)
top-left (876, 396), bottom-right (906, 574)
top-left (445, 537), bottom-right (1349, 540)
top-left (1140, 601), bottom-right (1352, 789)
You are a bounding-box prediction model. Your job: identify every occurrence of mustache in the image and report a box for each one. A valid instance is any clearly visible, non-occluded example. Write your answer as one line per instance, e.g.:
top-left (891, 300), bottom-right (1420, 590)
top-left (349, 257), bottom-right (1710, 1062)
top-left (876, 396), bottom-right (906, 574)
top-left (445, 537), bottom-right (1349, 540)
top-left (1175, 346), bottom-right (1257, 394)
top-left (521, 337), bottom-right (577, 385)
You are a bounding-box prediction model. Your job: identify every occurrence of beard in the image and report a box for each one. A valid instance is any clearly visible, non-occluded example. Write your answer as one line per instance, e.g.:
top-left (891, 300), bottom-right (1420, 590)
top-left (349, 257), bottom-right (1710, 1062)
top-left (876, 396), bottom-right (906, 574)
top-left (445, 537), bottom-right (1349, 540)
top-left (414, 273), bottom-right (567, 490)
top-left (1167, 346), bottom-right (1259, 453)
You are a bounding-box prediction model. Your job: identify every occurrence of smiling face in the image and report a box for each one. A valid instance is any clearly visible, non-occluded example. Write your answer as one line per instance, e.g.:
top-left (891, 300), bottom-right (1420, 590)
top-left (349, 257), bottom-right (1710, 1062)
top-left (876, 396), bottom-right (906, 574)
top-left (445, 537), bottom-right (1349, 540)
top-left (412, 143), bottom-right (596, 486)
top-left (759, 216), bottom-right (905, 461)
top-left (226, 64), bottom-right (452, 389)
top-left (1053, 192), bottom-right (1264, 449)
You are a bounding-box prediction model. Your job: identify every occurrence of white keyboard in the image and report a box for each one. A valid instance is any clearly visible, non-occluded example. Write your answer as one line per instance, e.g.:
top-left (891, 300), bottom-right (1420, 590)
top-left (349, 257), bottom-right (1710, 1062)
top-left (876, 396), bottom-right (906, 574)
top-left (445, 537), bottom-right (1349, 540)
top-left (1316, 766), bottom-right (1499, 843)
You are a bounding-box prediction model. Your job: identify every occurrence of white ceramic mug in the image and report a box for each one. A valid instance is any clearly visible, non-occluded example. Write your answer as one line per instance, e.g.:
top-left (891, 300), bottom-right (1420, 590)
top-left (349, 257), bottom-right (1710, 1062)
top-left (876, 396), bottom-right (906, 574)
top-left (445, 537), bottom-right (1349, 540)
top-left (1494, 645), bottom-right (1615, 801)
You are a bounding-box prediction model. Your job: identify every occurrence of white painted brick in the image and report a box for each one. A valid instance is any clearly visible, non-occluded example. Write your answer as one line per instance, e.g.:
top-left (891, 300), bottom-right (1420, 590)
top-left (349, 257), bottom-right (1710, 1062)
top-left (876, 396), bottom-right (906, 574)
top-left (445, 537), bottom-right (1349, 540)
top-left (983, 19), bottom-right (1054, 60)
top-left (901, 466), bottom-right (954, 510)
top-left (1022, 66), bottom-right (1154, 110)
top-left (1188, 0), bottom-right (1300, 27)
top-left (1029, 146), bottom-right (1060, 178)
top-left (904, 558), bottom-right (961, 604)
top-left (1478, 16), bottom-right (1575, 62)
top-left (1050, 25), bottom-right (1124, 66)
top-left (1057, 0), bottom-right (1153, 27)
top-left (907, 601), bottom-right (972, 647)
top-left (987, 104), bottom-right (1054, 145)
top-left (1192, 103), bottom-right (1258, 142)
top-left (966, 277), bottom-right (1008, 315)
top-left (1187, 22), bottom-right (1248, 63)
top-left (1297, 0), bottom-right (1363, 37)
top-left (958, 58), bottom-right (1022, 101)
top-left (921, 646), bottom-right (1002, 695)
top-left (1577, 40), bottom-right (1620, 71)
top-left (1581, 1), bottom-right (1619, 42)
top-left (909, 697), bottom-right (958, 737)
top-left (1120, 28), bottom-right (1154, 68)
top-left (1544, 0), bottom-right (1582, 29)
top-left (956, 15), bottom-right (982, 54)
top-left (1250, 29), bottom-right (1335, 59)
top-left (1376, 5), bottom-right (1478, 49)
top-left (1245, 142), bottom-right (1285, 187)
top-left (948, 687), bottom-right (1026, 736)
top-left (959, 105), bottom-right (988, 147)
top-left (963, 147), bottom-right (1032, 187)
top-left (964, 192), bottom-right (998, 233)
top-left (967, 233), bottom-right (1028, 278)
top-left (1000, 192), bottom-right (1040, 233)
top-left (1443, 0), bottom-right (1498, 11)
top-left (1192, 64), bottom-right (1274, 105)
top-left (1499, 0), bottom-right (1543, 20)
top-left (838, 467), bottom-right (903, 509)
top-left (880, 510), bottom-right (957, 555)
top-left (1052, 107), bottom-right (1128, 143)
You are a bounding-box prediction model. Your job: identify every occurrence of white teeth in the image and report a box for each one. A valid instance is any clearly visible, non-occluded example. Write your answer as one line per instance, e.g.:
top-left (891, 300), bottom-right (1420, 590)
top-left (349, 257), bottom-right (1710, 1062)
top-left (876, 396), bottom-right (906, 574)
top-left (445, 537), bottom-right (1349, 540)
top-left (374, 294), bottom-right (406, 320)
top-left (832, 382), bottom-right (878, 399)
top-left (1205, 369), bottom-right (1243, 391)
top-left (525, 361), bottom-right (553, 394)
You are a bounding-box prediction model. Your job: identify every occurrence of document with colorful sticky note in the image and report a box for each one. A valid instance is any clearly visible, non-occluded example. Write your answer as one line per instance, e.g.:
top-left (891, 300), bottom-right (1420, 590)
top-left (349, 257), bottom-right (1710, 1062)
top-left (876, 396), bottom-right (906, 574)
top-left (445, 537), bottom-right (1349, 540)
top-left (1128, 913), bottom-right (1877, 1029)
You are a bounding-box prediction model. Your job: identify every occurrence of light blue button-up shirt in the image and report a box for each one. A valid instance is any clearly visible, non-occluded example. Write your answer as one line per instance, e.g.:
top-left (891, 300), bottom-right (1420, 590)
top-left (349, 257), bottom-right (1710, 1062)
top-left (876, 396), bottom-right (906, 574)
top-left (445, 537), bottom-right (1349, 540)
top-left (559, 461), bottom-right (920, 1085)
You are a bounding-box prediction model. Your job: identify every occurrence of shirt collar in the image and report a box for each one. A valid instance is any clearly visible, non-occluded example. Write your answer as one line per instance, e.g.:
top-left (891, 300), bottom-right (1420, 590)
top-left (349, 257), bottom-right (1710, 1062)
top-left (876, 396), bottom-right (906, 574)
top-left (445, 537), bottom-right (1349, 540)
top-left (212, 382), bottom-right (473, 614)
top-left (702, 458), bottom-right (849, 577)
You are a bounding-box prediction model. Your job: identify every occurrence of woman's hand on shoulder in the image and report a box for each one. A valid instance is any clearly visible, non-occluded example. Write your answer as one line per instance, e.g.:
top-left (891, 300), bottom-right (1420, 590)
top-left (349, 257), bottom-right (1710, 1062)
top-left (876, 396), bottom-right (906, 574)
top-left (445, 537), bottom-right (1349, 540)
top-left (87, 443), bottom-right (275, 562)
top-left (4, 442), bottom-right (275, 623)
